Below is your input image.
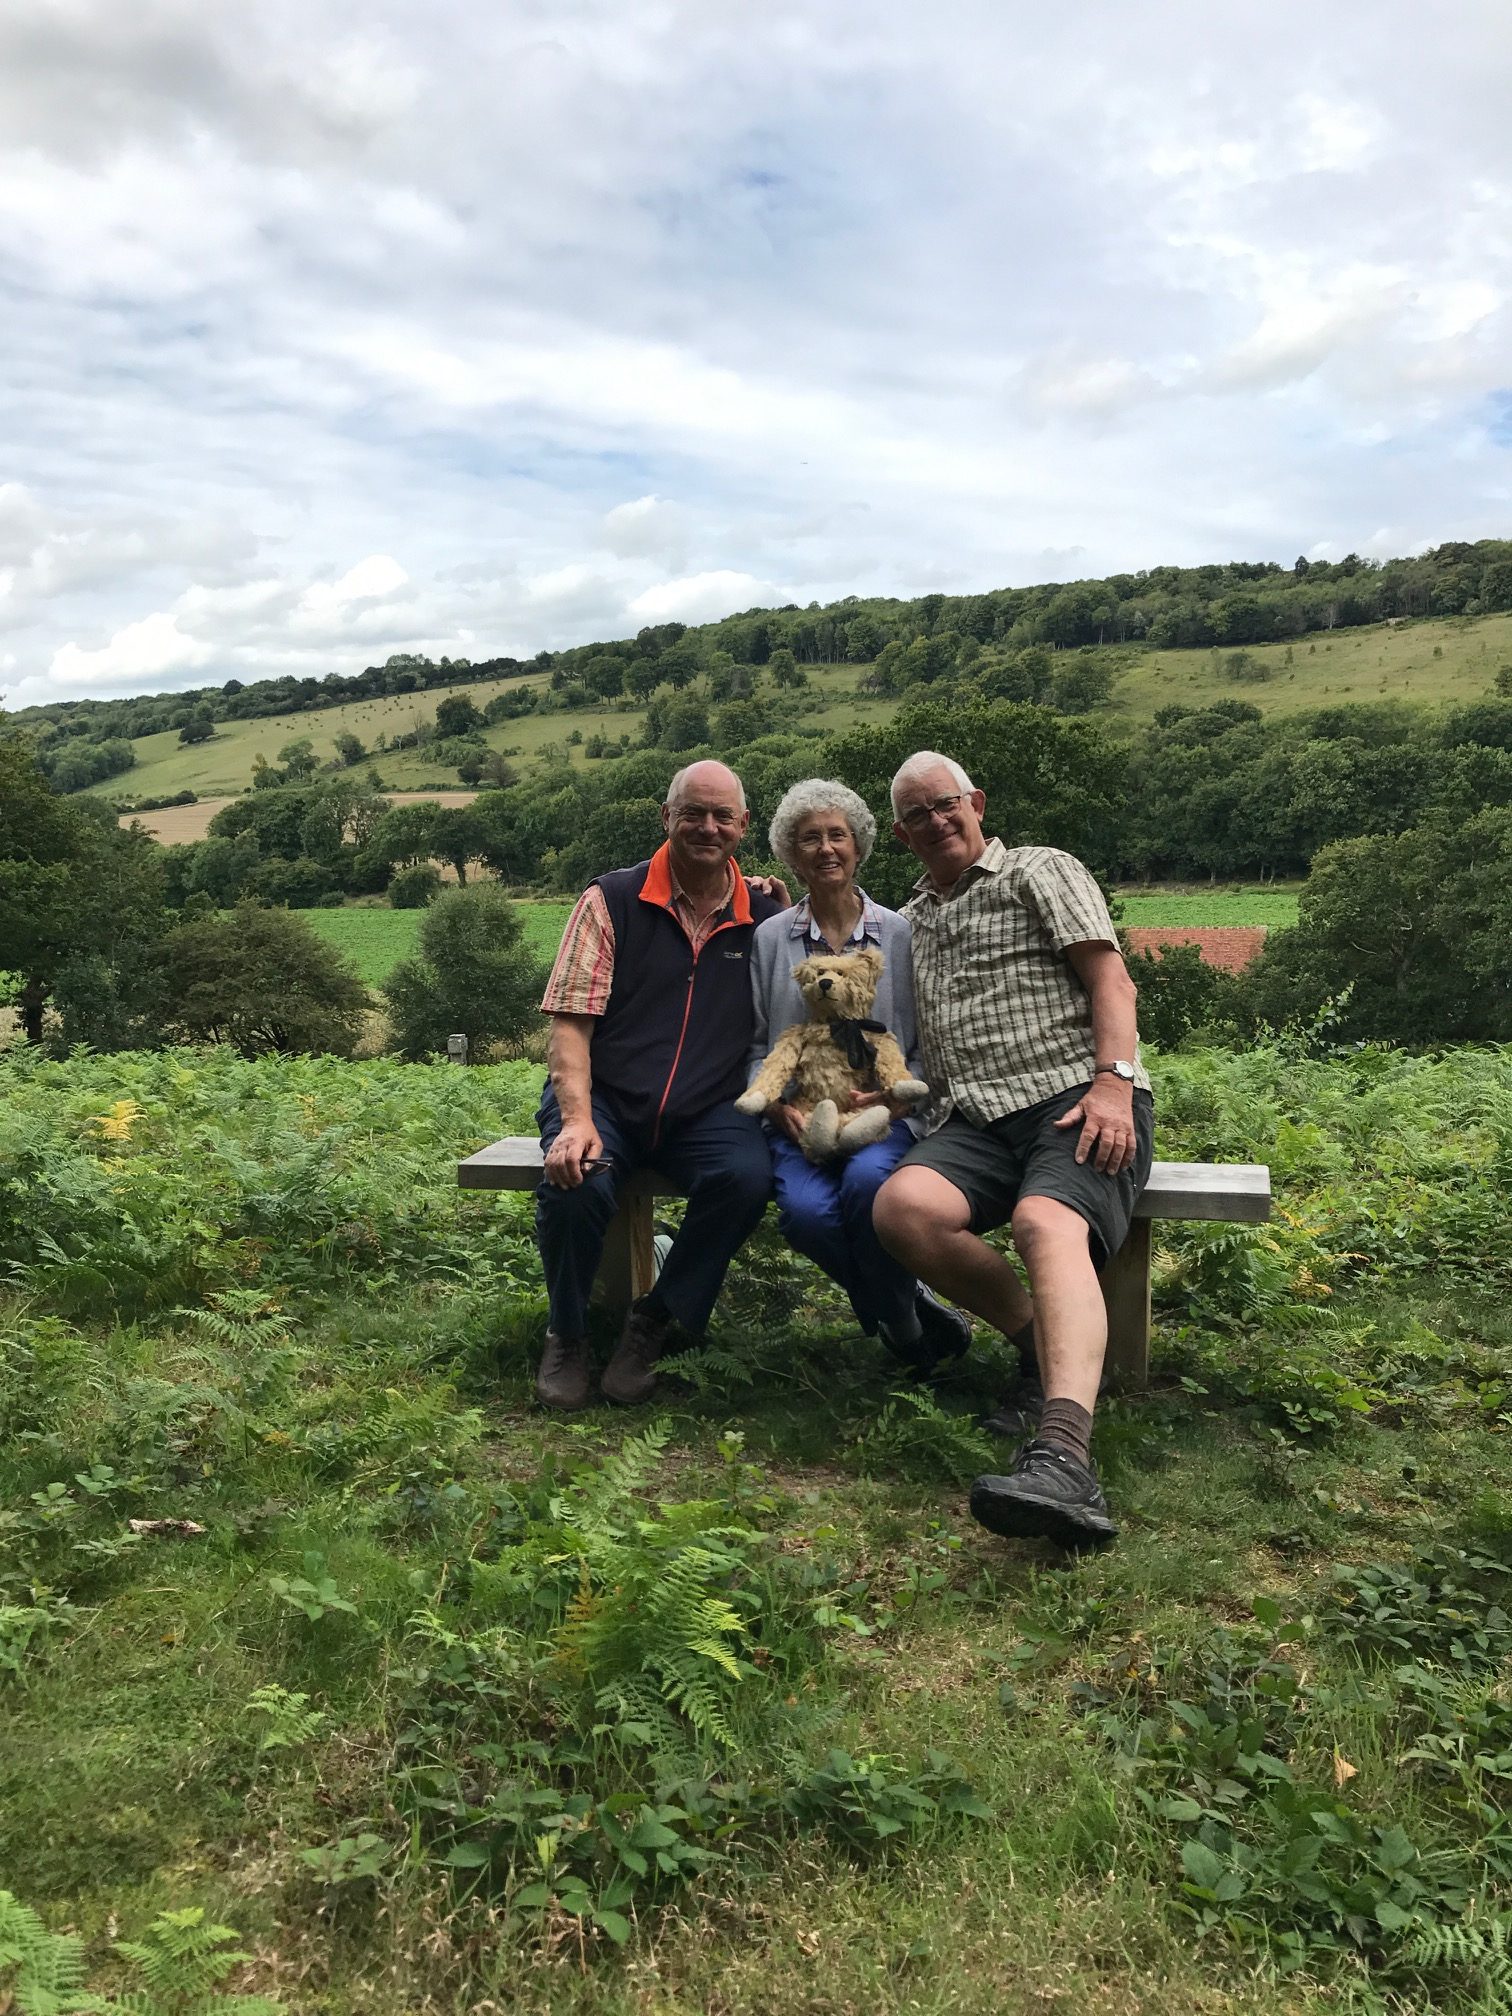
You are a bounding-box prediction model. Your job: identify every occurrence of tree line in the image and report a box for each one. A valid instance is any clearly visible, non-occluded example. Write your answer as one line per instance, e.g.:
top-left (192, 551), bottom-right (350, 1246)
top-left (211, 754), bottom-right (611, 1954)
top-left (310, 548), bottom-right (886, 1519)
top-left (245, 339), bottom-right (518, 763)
top-left (10, 535), bottom-right (1511, 761)
top-left (161, 678), bottom-right (1512, 901)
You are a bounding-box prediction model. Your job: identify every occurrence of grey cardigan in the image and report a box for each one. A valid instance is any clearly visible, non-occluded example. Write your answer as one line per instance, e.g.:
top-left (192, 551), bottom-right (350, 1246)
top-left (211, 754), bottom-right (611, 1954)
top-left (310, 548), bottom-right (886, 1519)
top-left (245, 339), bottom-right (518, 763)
top-left (745, 891), bottom-right (927, 1131)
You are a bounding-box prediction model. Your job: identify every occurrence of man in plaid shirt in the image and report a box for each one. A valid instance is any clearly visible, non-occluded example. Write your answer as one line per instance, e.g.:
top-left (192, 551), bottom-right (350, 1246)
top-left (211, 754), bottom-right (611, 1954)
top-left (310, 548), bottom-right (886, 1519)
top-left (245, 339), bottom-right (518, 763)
top-left (873, 751), bottom-right (1154, 1548)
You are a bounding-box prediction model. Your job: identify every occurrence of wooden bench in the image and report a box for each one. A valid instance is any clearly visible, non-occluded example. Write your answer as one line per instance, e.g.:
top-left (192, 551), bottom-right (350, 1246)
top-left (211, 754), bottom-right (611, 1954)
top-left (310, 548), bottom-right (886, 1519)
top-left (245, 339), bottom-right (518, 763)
top-left (458, 1140), bottom-right (1271, 1389)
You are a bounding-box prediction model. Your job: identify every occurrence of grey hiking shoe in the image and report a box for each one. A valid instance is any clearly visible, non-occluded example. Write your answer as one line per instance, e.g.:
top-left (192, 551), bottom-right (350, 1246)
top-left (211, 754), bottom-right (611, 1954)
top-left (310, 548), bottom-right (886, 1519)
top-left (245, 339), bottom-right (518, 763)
top-left (536, 1331), bottom-right (591, 1412)
top-left (970, 1438), bottom-right (1118, 1550)
top-left (980, 1375), bottom-right (1045, 1440)
top-left (881, 1287), bottom-right (972, 1376)
top-left (601, 1297), bottom-right (673, 1406)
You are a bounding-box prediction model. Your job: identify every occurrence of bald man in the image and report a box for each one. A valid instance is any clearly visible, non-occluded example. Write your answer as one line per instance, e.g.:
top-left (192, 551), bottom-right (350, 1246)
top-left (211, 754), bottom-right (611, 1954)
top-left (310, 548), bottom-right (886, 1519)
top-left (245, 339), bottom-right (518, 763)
top-left (533, 760), bottom-right (790, 1410)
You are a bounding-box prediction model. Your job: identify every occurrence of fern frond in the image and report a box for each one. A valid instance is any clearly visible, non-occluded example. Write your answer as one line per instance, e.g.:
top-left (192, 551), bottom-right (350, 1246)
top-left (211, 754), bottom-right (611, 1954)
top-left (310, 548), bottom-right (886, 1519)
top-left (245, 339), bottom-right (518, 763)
top-left (0, 1887), bottom-right (49, 1967)
top-left (114, 1908), bottom-right (251, 2001)
top-left (574, 1418), bottom-right (672, 1524)
top-left (0, 1889), bottom-right (90, 2015)
top-left (1407, 1915), bottom-right (1512, 1996)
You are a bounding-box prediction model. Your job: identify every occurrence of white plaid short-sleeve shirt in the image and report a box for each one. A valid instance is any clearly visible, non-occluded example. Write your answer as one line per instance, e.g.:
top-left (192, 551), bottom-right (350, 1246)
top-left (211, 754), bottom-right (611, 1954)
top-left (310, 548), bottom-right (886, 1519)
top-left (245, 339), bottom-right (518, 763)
top-left (903, 837), bottom-right (1151, 1125)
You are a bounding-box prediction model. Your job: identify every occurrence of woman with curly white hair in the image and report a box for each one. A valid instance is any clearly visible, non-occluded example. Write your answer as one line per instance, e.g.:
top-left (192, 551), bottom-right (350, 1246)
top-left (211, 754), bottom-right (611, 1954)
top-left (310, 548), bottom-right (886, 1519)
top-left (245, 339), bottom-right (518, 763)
top-left (747, 779), bottom-right (971, 1370)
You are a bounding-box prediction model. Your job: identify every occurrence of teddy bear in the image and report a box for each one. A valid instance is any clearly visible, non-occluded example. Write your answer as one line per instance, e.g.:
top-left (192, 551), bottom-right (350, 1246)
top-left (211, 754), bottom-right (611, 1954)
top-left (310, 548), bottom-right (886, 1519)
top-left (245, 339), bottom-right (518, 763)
top-left (736, 947), bottom-right (930, 1164)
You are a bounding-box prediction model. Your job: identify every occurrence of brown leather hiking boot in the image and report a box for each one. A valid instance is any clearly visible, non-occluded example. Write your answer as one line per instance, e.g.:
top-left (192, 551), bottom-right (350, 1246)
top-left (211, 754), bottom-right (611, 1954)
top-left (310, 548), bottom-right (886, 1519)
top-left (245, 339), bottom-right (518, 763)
top-left (600, 1297), bottom-right (672, 1406)
top-left (535, 1331), bottom-right (591, 1411)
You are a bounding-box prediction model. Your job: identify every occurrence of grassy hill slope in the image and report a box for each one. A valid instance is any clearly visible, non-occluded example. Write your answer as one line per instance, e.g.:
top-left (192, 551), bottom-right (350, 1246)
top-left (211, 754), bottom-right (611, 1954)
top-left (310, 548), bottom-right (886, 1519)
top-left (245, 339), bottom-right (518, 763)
top-left (94, 611), bottom-right (1512, 810)
top-left (1107, 610), bottom-right (1512, 726)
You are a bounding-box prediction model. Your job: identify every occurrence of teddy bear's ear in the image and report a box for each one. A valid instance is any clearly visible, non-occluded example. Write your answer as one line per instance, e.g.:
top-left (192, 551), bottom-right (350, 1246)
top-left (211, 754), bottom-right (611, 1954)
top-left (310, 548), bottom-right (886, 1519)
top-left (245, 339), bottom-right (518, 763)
top-left (856, 946), bottom-right (884, 980)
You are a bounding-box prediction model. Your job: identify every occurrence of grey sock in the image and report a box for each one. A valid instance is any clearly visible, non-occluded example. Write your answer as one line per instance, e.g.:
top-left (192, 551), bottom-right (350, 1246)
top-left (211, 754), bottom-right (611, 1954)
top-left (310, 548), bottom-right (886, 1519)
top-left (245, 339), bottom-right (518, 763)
top-left (1038, 1397), bottom-right (1093, 1467)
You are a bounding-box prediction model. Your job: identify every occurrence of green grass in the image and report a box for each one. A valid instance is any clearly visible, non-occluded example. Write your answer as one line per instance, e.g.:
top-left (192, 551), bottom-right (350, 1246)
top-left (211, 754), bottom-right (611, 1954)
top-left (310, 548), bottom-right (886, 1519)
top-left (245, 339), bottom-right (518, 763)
top-left (1108, 610), bottom-right (1512, 727)
top-left (3, 1041), bottom-right (1511, 2010)
top-left (302, 890), bottom-right (1290, 993)
top-left (1116, 888), bottom-right (1301, 928)
top-left (92, 671), bottom-right (881, 803)
top-left (302, 900), bottom-right (572, 987)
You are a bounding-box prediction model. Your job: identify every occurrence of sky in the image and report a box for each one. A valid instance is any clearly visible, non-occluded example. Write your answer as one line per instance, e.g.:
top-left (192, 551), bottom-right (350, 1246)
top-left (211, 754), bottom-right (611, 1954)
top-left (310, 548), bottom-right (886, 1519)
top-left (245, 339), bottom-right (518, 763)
top-left (3, 0), bottom-right (1511, 712)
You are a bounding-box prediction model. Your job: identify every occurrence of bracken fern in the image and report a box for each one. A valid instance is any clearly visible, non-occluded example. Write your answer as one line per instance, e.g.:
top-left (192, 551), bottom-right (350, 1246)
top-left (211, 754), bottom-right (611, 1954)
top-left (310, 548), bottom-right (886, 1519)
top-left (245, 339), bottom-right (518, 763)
top-left (528, 1421), bottom-right (760, 1747)
top-left (0, 1888), bottom-right (89, 2014)
top-left (1406, 1915), bottom-right (1512, 2003)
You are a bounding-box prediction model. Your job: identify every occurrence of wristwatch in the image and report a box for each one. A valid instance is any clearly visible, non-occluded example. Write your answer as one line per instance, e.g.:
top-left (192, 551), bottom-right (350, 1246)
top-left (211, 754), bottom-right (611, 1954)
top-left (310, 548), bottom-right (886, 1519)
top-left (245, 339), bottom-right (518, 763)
top-left (1094, 1060), bottom-right (1137, 1082)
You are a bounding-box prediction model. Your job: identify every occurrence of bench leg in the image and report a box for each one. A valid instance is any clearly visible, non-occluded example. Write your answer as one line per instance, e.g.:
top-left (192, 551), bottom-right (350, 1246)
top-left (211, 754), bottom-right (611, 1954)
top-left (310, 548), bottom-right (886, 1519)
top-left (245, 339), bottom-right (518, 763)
top-left (1100, 1219), bottom-right (1151, 1392)
top-left (595, 1177), bottom-right (658, 1320)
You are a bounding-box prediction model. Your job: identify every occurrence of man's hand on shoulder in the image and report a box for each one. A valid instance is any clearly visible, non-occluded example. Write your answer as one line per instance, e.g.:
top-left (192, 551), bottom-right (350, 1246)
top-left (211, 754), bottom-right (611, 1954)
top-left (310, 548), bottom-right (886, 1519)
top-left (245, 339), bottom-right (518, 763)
top-left (746, 873), bottom-right (792, 907)
top-left (1054, 1077), bottom-right (1137, 1175)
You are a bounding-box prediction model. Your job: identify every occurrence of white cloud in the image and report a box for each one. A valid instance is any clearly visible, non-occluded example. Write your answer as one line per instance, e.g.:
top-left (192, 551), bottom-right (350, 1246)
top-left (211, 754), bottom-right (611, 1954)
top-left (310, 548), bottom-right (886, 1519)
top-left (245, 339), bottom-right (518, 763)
top-left (298, 553), bottom-right (410, 616)
top-left (50, 611), bottom-right (212, 687)
top-left (628, 570), bottom-right (776, 626)
top-left (601, 494), bottom-right (687, 562)
top-left (4, 0), bottom-right (1512, 710)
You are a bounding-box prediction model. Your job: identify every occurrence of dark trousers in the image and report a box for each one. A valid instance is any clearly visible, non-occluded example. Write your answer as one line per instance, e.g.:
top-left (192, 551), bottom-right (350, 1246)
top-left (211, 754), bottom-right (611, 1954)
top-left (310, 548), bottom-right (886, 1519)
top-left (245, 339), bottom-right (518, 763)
top-left (535, 1085), bottom-right (773, 1339)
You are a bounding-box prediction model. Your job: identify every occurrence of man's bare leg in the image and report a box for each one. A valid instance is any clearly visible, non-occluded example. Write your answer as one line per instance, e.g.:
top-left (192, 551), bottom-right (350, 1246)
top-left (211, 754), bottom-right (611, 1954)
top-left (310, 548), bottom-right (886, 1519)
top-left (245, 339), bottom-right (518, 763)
top-left (1009, 1195), bottom-right (1105, 1414)
top-left (873, 1166), bottom-right (1034, 1335)
top-left (881, 1174), bottom-right (1116, 1544)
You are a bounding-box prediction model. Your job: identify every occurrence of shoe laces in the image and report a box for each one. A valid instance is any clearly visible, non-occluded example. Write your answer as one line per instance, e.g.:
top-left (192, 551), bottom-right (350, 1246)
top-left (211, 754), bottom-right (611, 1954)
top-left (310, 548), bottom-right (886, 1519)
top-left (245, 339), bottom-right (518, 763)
top-left (1011, 1436), bottom-right (1080, 1478)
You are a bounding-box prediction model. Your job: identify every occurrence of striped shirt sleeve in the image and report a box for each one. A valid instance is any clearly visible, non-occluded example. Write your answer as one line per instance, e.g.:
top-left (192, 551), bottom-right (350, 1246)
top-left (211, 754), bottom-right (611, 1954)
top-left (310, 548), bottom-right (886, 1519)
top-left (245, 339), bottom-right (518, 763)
top-left (1020, 849), bottom-right (1120, 952)
top-left (540, 886), bottom-right (616, 1016)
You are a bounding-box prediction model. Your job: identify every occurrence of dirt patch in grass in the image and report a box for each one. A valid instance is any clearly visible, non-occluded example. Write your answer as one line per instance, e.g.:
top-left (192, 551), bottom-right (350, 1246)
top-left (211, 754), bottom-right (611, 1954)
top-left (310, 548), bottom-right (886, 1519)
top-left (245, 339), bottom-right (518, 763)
top-left (1124, 926), bottom-right (1268, 973)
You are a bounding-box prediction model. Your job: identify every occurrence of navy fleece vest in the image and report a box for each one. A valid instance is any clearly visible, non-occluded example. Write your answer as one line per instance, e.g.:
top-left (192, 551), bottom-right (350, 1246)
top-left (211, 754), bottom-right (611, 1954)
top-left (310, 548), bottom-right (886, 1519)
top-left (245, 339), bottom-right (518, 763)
top-left (589, 848), bottom-right (783, 1139)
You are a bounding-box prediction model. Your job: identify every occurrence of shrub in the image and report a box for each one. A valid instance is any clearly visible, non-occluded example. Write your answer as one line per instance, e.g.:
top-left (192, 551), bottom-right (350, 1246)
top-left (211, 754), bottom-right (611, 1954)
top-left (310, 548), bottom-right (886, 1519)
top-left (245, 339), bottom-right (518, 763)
top-left (243, 854), bottom-right (340, 909)
top-left (1242, 809), bottom-right (1512, 1042)
top-left (156, 902), bottom-right (371, 1056)
top-left (1123, 940), bottom-right (1243, 1049)
top-left (382, 882), bottom-right (544, 1061)
top-left (389, 863), bottom-right (442, 909)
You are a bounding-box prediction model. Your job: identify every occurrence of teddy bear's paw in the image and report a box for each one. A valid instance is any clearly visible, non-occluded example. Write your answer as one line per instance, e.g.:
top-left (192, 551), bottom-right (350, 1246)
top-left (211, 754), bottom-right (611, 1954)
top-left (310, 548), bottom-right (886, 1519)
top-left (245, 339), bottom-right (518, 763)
top-left (838, 1104), bottom-right (893, 1152)
top-left (803, 1099), bottom-right (841, 1161)
top-left (734, 1088), bottom-right (769, 1116)
top-left (889, 1078), bottom-right (930, 1106)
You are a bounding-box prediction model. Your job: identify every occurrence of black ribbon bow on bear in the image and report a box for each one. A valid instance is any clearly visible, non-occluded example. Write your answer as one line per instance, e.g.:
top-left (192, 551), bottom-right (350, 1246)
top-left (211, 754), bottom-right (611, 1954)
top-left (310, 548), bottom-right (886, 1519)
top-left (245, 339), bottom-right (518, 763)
top-left (829, 1016), bottom-right (887, 1076)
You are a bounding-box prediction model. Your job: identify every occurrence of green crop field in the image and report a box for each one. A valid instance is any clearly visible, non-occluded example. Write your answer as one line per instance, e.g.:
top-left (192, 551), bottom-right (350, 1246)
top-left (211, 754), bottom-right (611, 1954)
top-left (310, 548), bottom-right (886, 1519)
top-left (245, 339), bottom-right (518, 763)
top-left (1115, 888), bottom-right (1301, 928)
top-left (304, 900), bottom-right (573, 987)
top-left (4, 1040), bottom-right (1512, 2012)
top-left (306, 891), bottom-right (1291, 997)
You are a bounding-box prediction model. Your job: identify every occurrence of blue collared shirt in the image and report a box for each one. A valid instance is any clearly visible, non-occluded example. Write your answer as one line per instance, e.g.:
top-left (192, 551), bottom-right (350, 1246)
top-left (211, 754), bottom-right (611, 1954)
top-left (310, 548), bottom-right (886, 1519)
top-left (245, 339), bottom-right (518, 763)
top-left (786, 889), bottom-right (887, 951)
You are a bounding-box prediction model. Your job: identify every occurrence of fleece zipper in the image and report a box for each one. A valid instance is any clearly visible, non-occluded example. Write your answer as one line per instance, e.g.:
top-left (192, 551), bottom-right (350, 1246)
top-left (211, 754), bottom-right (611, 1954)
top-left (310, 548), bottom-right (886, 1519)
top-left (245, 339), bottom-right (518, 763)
top-left (649, 908), bottom-right (742, 1147)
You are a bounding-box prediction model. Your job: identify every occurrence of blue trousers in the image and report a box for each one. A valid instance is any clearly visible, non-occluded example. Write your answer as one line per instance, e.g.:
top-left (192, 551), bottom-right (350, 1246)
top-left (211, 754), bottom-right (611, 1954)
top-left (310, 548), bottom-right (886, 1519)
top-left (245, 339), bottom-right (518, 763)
top-left (535, 1085), bottom-right (772, 1339)
top-left (770, 1121), bottom-right (917, 1335)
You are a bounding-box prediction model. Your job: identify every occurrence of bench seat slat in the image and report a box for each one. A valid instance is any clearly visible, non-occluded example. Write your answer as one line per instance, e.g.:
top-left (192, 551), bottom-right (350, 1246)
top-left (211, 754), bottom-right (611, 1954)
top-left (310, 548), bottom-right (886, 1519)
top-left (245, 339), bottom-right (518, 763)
top-left (1135, 1161), bottom-right (1271, 1222)
top-left (458, 1141), bottom-right (1271, 1221)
